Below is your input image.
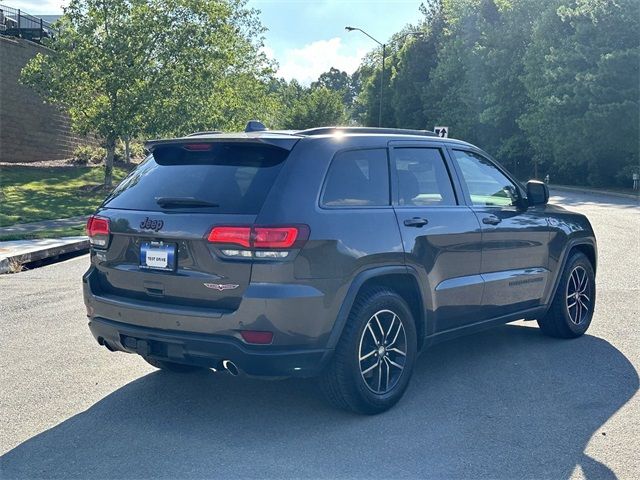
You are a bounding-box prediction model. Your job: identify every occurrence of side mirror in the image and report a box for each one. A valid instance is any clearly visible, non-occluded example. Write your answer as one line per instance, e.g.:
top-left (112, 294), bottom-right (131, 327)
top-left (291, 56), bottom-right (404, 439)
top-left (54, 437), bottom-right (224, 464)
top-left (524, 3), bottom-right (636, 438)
top-left (526, 180), bottom-right (549, 206)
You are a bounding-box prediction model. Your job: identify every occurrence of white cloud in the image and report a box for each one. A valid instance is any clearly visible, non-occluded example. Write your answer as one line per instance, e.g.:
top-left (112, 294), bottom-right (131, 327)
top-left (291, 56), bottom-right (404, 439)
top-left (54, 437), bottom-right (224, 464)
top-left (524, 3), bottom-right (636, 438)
top-left (7, 1), bottom-right (66, 14)
top-left (276, 37), bottom-right (367, 85)
top-left (260, 45), bottom-right (276, 61)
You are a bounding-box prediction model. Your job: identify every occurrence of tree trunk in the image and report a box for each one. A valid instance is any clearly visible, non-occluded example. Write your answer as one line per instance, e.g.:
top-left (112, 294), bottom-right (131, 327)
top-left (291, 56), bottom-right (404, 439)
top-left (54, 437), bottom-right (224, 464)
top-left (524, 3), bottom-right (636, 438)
top-left (104, 136), bottom-right (116, 188)
top-left (124, 136), bottom-right (131, 164)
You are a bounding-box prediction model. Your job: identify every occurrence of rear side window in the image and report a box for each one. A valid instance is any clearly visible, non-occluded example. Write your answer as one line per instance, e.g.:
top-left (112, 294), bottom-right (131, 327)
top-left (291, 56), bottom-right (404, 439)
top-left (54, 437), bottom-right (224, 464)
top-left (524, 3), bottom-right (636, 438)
top-left (322, 149), bottom-right (389, 207)
top-left (103, 143), bottom-right (289, 214)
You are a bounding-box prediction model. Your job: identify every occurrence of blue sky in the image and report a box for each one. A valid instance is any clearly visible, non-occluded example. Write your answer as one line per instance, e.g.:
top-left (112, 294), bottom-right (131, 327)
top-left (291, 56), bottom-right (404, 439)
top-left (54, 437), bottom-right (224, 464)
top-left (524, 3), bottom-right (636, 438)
top-left (8, 0), bottom-right (424, 83)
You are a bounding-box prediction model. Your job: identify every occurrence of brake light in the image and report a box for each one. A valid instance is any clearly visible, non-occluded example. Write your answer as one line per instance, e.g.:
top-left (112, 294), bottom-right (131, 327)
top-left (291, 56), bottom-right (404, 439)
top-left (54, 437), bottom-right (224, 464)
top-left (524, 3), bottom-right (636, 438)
top-left (183, 143), bottom-right (212, 151)
top-left (86, 215), bottom-right (110, 247)
top-left (207, 227), bottom-right (251, 248)
top-left (207, 225), bottom-right (308, 257)
top-left (253, 227), bottom-right (299, 248)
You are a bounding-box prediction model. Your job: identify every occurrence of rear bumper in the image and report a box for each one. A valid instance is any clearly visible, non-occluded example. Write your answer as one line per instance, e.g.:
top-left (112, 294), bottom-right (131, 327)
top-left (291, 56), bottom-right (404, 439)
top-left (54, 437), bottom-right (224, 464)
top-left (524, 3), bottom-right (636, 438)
top-left (82, 266), bottom-right (338, 377)
top-left (89, 316), bottom-right (331, 377)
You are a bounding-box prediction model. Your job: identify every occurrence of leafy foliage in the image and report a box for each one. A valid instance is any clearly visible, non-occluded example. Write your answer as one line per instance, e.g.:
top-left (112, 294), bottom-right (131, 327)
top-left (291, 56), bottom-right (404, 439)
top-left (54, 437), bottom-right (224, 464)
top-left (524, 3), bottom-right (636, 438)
top-left (271, 79), bottom-right (346, 130)
top-left (520, 0), bottom-right (639, 185)
top-left (70, 145), bottom-right (105, 165)
top-left (352, 0), bottom-right (639, 187)
top-left (18, 0), bottom-right (639, 188)
top-left (21, 0), bottom-right (272, 186)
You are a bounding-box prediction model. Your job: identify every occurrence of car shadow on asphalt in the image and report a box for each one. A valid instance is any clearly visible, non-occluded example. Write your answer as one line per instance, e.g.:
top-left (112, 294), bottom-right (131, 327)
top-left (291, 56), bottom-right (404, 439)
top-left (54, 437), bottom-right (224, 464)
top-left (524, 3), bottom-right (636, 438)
top-left (2, 324), bottom-right (637, 479)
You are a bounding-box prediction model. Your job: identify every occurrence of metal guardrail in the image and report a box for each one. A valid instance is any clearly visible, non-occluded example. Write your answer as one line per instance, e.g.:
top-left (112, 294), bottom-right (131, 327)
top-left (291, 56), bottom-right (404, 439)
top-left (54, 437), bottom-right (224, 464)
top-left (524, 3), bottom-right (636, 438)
top-left (0, 4), bottom-right (56, 43)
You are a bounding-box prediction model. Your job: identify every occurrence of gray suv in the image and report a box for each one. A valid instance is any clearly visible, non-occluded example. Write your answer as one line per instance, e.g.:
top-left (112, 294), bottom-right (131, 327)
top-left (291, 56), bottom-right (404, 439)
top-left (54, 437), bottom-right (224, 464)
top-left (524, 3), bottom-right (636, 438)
top-left (83, 125), bottom-right (597, 414)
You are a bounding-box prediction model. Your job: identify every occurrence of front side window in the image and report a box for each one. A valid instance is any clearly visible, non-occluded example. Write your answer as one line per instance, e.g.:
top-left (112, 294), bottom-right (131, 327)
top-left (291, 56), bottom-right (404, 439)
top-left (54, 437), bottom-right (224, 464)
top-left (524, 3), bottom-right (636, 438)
top-left (452, 150), bottom-right (518, 207)
top-left (322, 149), bottom-right (390, 207)
top-left (394, 148), bottom-right (457, 206)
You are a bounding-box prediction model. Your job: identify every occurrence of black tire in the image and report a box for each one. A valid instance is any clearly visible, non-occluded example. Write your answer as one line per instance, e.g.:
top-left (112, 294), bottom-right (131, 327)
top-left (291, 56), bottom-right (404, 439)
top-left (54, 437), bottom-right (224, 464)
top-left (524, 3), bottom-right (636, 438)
top-left (538, 251), bottom-right (596, 338)
top-left (143, 357), bottom-right (203, 373)
top-left (321, 288), bottom-right (418, 414)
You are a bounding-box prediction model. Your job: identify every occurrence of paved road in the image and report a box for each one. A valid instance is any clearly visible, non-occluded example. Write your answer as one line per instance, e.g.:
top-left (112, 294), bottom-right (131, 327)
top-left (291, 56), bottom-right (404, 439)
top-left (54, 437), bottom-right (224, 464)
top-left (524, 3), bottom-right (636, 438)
top-left (1, 190), bottom-right (638, 479)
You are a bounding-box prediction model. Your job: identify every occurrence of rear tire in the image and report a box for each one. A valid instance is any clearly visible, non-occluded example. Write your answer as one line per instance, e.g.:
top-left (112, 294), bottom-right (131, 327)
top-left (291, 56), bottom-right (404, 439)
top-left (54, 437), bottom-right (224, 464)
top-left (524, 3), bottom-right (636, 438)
top-left (537, 251), bottom-right (595, 338)
top-left (321, 288), bottom-right (418, 414)
top-left (144, 357), bottom-right (203, 373)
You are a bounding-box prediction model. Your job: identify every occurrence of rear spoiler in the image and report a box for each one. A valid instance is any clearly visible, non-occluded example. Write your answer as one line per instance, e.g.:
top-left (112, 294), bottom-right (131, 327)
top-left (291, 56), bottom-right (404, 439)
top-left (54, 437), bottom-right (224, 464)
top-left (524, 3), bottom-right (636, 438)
top-left (145, 133), bottom-right (301, 153)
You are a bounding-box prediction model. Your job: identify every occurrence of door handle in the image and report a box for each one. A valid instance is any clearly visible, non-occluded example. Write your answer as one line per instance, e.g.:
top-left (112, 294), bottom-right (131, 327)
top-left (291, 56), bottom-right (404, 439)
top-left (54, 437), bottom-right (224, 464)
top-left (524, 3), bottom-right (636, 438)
top-left (482, 215), bottom-right (502, 225)
top-left (404, 217), bottom-right (429, 228)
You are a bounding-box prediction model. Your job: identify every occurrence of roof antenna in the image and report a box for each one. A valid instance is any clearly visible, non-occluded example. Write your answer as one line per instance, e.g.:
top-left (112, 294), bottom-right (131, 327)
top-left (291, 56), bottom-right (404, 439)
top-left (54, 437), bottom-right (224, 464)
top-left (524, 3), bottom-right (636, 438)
top-left (245, 120), bottom-right (267, 132)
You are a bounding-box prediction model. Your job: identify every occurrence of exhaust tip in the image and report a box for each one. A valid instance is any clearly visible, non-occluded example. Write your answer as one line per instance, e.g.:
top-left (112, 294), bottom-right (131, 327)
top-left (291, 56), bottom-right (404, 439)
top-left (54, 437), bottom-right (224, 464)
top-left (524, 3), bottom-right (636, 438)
top-left (221, 359), bottom-right (239, 376)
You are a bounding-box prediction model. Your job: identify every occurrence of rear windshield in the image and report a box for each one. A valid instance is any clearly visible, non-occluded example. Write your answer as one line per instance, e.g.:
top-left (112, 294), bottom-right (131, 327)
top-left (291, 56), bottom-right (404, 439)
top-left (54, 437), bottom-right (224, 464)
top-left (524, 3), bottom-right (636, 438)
top-left (103, 143), bottom-right (289, 214)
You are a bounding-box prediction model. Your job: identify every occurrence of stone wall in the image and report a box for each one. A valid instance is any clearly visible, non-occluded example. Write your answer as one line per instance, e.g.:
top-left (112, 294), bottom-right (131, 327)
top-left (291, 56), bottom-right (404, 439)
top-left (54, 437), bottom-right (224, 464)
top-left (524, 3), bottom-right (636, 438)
top-left (0, 36), bottom-right (90, 163)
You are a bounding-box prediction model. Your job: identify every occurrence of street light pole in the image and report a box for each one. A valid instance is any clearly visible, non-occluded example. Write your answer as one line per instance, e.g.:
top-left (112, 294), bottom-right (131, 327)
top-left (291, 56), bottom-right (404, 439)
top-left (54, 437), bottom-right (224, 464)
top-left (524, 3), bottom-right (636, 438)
top-left (379, 43), bottom-right (386, 127)
top-left (345, 27), bottom-right (423, 127)
top-left (345, 26), bottom-right (385, 127)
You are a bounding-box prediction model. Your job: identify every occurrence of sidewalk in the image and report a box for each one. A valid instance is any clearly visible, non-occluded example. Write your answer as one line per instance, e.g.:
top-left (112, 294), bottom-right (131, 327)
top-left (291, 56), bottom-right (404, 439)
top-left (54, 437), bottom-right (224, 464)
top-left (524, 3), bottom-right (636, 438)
top-left (0, 236), bottom-right (89, 273)
top-left (0, 215), bottom-right (88, 236)
top-left (0, 216), bottom-right (91, 272)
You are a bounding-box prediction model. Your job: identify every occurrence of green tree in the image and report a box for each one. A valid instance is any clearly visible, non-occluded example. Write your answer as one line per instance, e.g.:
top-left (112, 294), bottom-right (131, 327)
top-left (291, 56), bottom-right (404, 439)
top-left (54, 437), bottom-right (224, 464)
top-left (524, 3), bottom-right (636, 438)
top-left (351, 0), bottom-right (639, 186)
top-left (520, 0), bottom-right (639, 185)
top-left (352, 3), bottom-right (446, 129)
top-left (21, 0), bottom-right (270, 187)
top-left (432, 0), bottom-right (536, 177)
top-left (390, 1), bottom-right (445, 130)
top-left (312, 67), bottom-right (355, 105)
top-left (278, 86), bottom-right (345, 130)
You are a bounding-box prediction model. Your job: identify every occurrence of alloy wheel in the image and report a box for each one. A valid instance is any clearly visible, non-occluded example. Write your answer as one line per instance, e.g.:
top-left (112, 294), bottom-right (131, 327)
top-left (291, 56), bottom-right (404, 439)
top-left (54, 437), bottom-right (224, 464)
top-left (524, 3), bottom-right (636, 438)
top-left (566, 265), bottom-right (591, 325)
top-left (358, 309), bottom-right (407, 394)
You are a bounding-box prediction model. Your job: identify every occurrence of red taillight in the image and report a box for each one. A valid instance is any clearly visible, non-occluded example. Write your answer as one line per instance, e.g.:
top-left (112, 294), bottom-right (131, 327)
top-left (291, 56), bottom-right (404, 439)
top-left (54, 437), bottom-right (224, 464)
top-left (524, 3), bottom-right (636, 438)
top-left (87, 216), bottom-right (109, 236)
top-left (207, 226), bottom-right (251, 248)
top-left (253, 227), bottom-right (299, 248)
top-left (207, 225), bottom-right (307, 250)
top-left (240, 330), bottom-right (274, 344)
top-left (86, 215), bottom-right (110, 247)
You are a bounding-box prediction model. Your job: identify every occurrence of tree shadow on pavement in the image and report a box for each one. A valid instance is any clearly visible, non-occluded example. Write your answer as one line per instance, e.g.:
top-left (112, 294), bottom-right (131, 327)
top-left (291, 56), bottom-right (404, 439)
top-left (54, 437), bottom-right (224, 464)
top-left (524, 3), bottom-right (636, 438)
top-left (2, 324), bottom-right (637, 479)
top-left (549, 192), bottom-right (639, 210)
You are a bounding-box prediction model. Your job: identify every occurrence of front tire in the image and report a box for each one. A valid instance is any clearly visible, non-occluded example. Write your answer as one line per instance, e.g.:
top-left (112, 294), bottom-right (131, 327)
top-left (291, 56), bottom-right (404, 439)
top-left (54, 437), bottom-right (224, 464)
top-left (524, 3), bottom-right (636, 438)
top-left (538, 251), bottom-right (596, 338)
top-left (321, 288), bottom-right (418, 414)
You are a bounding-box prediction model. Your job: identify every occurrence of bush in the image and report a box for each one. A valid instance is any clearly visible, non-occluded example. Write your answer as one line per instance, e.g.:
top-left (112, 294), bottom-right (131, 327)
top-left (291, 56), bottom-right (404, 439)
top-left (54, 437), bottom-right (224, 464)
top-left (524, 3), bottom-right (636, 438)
top-left (71, 145), bottom-right (105, 165)
top-left (115, 139), bottom-right (146, 163)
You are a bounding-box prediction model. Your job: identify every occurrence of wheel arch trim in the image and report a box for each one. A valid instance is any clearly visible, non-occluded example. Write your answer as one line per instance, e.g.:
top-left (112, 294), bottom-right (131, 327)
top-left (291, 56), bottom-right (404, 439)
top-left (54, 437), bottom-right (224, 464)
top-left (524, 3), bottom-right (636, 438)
top-left (544, 237), bottom-right (597, 306)
top-left (325, 265), bottom-right (426, 351)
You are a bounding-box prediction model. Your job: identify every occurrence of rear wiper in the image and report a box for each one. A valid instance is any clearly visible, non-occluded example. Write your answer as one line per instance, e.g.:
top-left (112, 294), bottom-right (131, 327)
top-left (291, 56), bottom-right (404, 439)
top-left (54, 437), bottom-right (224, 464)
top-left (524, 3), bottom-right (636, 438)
top-left (155, 197), bottom-right (219, 208)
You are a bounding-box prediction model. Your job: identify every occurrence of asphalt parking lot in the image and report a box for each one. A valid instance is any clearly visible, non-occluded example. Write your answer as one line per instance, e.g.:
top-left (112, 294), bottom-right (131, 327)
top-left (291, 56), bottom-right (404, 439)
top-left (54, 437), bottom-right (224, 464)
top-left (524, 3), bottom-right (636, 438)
top-left (1, 189), bottom-right (638, 479)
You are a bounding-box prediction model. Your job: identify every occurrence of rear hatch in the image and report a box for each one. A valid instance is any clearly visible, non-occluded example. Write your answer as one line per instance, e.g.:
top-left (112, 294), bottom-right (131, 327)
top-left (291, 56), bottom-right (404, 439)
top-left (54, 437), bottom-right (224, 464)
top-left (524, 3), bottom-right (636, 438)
top-left (89, 136), bottom-right (298, 312)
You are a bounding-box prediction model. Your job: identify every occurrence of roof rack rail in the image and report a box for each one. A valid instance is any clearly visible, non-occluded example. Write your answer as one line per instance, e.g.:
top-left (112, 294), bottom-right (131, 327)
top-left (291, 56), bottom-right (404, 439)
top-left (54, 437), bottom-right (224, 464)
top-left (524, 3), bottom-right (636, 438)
top-left (297, 127), bottom-right (438, 137)
top-left (186, 130), bottom-right (222, 136)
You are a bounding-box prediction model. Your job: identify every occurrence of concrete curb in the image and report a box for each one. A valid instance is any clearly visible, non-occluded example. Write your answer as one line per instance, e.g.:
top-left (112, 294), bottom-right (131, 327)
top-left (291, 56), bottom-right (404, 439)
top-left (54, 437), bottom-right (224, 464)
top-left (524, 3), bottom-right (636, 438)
top-left (550, 184), bottom-right (639, 201)
top-left (0, 237), bottom-right (89, 274)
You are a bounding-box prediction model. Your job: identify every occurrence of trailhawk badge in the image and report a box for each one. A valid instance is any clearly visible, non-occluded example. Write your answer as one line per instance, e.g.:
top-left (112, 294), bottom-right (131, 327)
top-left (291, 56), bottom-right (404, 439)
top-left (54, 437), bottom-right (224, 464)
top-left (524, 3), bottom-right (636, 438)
top-left (204, 283), bottom-right (239, 291)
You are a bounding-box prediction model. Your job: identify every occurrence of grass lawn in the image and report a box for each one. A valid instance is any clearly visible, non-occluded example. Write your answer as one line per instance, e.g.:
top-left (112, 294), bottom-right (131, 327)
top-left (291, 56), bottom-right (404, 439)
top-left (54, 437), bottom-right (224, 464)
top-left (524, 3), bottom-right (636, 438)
top-left (0, 225), bottom-right (86, 242)
top-left (0, 166), bottom-right (130, 228)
